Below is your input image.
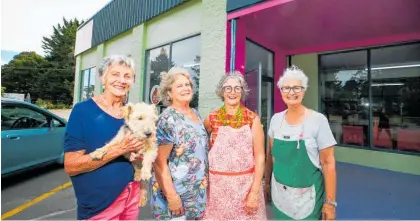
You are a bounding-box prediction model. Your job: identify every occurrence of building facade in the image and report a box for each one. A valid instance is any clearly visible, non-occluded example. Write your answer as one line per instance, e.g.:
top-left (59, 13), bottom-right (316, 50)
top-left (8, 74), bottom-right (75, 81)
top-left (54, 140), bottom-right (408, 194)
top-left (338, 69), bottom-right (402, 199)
top-left (74, 0), bottom-right (420, 175)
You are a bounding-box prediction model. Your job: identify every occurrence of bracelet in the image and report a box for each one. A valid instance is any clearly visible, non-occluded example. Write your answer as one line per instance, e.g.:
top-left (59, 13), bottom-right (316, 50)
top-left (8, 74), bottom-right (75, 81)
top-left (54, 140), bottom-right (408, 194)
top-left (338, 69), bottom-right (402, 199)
top-left (325, 200), bottom-right (337, 207)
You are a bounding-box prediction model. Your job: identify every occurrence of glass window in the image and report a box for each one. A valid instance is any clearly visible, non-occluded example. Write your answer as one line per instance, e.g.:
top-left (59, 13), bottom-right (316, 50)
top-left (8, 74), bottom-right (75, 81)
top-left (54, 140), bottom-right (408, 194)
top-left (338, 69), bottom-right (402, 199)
top-left (370, 43), bottom-right (420, 153)
top-left (144, 45), bottom-right (171, 109)
top-left (80, 67), bottom-right (96, 101)
top-left (320, 50), bottom-right (370, 147)
top-left (1, 105), bottom-right (49, 130)
top-left (171, 36), bottom-right (201, 108)
top-left (52, 118), bottom-right (66, 128)
top-left (246, 40), bottom-right (274, 77)
top-left (144, 35), bottom-right (201, 110)
top-left (319, 42), bottom-right (420, 154)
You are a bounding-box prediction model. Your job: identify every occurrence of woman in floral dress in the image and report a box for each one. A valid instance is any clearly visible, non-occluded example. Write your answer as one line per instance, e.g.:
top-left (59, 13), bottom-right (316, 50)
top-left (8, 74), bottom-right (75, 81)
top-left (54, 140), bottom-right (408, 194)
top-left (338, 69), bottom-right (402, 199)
top-left (151, 67), bottom-right (209, 220)
top-left (203, 72), bottom-right (267, 220)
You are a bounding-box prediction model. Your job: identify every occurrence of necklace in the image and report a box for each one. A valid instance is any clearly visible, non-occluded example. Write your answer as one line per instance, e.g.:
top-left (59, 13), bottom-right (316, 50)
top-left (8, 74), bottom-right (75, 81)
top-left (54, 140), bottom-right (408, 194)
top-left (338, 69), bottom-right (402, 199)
top-left (100, 95), bottom-right (123, 118)
top-left (217, 105), bottom-right (244, 128)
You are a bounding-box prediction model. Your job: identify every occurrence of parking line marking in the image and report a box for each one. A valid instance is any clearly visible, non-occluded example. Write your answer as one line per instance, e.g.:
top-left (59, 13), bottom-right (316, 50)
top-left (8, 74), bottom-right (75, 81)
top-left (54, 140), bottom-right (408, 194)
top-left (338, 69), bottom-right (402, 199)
top-left (1, 181), bottom-right (72, 220)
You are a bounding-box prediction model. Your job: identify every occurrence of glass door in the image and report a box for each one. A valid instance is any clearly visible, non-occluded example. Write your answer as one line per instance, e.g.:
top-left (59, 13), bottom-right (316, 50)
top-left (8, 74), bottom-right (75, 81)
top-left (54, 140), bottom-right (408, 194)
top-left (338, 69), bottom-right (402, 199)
top-left (244, 40), bottom-right (274, 150)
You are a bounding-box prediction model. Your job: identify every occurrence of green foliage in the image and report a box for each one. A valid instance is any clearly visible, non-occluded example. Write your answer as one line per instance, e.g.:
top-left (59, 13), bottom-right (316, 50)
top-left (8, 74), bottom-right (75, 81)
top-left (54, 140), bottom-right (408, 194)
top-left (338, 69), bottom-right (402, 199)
top-left (1, 86), bottom-right (5, 96)
top-left (42, 18), bottom-right (82, 63)
top-left (35, 98), bottom-right (71, 109)
top-left (1, 17), bottom-right (82, 106)
top-left (1, 52), bottom-right (47, 97)
top-left (189, 56), bottom-right (201, 108)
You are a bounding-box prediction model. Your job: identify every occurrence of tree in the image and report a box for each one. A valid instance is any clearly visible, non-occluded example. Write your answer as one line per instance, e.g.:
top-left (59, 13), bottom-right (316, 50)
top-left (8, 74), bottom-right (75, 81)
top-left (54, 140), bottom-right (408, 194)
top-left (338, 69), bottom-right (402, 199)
top-left (189, 56), bottom-right (201, 108)
top-left (1, 52), bottom-right (47, 100)
top-left (1, 18), bottom-right (81, 106)
top-left (40, 17), bottom-right (82, 104)
top-left (150, 48), bottom-right (173, 87)
top-left (149, 48), bottom-right (175, 106)
top-left (42, 18), bottom-right (82, 63)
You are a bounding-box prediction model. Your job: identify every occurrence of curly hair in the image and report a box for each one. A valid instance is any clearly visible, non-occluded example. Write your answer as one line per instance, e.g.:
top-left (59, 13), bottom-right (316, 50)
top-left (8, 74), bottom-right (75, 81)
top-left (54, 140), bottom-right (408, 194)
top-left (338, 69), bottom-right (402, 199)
top-left (159, 67), bottom-right (195, 106)
top-left (215, 71), bottom-right (250, 101)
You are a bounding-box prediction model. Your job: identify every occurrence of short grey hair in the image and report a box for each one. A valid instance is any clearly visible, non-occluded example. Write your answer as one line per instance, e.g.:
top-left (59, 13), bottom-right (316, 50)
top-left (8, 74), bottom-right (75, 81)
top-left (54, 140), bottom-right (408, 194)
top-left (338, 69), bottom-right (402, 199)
top-left (99, 55), bottom-right (135, 77)
top-left (215, 71), bottom-right (250, 101)
top-left (159, 67), bottom-right (195, 106)
top-left (277, 65), bottom-right (309, 90)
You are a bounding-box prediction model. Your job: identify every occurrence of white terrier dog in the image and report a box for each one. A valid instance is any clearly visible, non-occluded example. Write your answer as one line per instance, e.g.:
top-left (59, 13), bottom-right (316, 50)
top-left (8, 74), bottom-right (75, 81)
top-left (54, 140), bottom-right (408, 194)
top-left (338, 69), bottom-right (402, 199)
top-left (89, 102), bottom-right (159, 207)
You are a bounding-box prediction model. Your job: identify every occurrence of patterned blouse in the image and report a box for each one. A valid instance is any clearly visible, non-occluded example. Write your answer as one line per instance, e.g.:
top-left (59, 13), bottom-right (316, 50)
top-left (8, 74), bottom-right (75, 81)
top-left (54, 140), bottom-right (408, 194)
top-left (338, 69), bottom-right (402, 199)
top-left (208, 106), bottom-right (257, 147)
top-left (150, 107), bottom-right (209, 220)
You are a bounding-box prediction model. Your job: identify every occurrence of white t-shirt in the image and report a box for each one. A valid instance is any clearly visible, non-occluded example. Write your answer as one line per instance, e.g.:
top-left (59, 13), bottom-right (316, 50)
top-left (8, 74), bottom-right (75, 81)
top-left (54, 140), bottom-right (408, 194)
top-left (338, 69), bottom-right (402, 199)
top-left (268, 110), bottom-right (337, 169)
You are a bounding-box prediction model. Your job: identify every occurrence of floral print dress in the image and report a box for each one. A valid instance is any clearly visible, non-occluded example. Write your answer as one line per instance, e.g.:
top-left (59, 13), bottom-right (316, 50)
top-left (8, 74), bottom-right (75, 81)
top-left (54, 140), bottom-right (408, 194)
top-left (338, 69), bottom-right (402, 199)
top-left (150, 107), bottom-right (209, 220)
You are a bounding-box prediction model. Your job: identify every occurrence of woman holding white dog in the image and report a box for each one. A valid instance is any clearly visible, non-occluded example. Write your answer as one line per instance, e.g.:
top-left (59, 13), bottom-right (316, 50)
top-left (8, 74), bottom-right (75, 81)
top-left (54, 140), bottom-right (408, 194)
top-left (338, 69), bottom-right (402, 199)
top-left (64, 55), bottom-right (145, 220)
top-left (151, 67), bottom-right (209, 220)
top-left (202, 72), bottom-right (267, 220)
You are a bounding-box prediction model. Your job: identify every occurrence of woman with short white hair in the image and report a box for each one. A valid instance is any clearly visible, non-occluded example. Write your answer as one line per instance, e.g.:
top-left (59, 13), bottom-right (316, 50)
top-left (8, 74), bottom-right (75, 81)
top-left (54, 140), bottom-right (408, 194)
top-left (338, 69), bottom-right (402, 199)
top-left (265, 65), bottom-right (337, 220)
top-left (64, 55), bottom-right (145, 220)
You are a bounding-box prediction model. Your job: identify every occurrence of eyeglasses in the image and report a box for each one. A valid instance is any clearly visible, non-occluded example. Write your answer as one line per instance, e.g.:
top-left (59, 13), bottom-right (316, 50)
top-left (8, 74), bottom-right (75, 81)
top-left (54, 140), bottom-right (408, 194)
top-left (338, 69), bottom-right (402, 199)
top-left (281, 86), bottom-right (305, 93)
top-left (223, 86), bottom-right (243, 93)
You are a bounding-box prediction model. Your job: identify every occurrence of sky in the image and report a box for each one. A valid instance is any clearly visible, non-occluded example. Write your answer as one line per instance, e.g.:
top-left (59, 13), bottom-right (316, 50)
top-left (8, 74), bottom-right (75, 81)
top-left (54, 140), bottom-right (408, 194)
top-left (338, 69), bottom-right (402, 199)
top-left (1, 0), bottom-right (111, 65)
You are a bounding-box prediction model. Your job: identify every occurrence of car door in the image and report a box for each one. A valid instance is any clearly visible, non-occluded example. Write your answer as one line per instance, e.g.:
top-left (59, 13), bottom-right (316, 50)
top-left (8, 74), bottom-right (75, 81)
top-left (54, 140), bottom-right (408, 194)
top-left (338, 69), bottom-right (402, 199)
top-left (1, 103), bottom-right (60, 175)
top-left (48, 116), bottom-right (67, 162)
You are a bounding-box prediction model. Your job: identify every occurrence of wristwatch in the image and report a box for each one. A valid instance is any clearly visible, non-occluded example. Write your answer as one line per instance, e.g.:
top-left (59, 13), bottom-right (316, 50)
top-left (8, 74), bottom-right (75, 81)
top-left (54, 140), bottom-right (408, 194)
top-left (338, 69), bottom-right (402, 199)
top-left (325, 200), bottom-right (337, 207)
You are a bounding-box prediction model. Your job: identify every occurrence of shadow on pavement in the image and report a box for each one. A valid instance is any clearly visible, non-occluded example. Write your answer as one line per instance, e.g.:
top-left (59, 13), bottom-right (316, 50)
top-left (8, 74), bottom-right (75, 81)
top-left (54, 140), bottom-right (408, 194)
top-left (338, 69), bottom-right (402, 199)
top-left (1, 163), bottom-right (64, 190)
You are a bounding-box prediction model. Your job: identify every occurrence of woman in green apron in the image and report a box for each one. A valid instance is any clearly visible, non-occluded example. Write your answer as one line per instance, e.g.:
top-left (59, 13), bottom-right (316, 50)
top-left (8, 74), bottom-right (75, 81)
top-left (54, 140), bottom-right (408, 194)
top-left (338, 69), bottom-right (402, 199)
top-left (265, 66), bottom-right (338, 220)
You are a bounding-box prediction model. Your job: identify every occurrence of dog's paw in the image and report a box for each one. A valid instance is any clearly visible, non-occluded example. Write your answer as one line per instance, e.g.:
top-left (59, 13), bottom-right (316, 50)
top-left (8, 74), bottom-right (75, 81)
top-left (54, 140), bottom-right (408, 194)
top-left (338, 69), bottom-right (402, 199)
top-left (89, 150), bottom-right (106, 160)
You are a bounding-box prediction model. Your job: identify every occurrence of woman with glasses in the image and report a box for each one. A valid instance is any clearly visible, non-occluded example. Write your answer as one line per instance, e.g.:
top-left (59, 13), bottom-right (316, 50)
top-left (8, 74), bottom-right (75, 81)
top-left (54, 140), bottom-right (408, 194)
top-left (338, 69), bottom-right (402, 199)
top-left (202, 72), bottom-right (267, 220)
top-left (265, 66), bottom-right (337, 220)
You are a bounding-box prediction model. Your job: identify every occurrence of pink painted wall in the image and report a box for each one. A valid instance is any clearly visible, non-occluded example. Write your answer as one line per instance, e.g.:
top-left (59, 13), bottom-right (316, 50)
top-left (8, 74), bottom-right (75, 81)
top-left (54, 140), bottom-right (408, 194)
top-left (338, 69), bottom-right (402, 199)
top-left (228, 19), bottom-right (287, 113)
top-left (226, 0), bottom-right (419, 114)
top-left (225, 20), bottom-right (247, 74)
top-left (240, 0), bottom-right (420, 53)
top-left (245, 24), bottom-right (287, 113)
top-left (285, 32), bottom-right (420, 56)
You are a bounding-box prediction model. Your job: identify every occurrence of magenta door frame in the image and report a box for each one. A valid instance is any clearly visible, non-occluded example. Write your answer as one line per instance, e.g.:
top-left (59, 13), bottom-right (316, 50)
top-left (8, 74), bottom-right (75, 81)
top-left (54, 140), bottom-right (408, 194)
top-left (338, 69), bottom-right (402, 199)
top-left (225, 18), bottom-right (287, 113)
top-left (227, 0), bottom-right (296, 20)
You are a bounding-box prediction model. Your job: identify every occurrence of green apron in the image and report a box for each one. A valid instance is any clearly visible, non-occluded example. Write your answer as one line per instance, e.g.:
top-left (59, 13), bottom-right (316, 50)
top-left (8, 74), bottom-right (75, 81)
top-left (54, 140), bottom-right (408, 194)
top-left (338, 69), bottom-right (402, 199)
top-left (270, 126), bottom-right (325, 220)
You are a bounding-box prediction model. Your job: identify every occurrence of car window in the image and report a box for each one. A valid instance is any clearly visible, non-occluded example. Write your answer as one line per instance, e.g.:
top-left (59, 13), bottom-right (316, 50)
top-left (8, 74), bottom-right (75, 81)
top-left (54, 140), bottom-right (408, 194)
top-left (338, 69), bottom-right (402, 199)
top-left (52, 118), bottom-right (66, 127)
top-left (1, 104), bottom-right (49, 131)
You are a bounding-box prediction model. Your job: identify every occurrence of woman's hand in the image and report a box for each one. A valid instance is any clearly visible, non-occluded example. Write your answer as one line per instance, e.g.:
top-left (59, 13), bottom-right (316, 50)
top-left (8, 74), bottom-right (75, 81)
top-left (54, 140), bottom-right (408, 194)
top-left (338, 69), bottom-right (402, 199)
top-left (322, 203), bottom-right (336, 220)
top-left (117, 133), bottom-right (146, 154)
top-left (166, 194), bottom-right (184, 217)
top-left (244, 191), bottom-right (259, 215)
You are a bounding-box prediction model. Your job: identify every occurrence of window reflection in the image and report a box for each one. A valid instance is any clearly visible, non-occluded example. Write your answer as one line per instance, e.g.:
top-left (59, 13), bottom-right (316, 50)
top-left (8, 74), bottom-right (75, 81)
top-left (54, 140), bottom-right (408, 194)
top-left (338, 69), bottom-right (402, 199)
top-left (320, 43), bottom-right (420, 153)
top-left (320, 50), bottom-right (370, 147)
top-left (371, 43), bottom-right (420, 152)
top-left (144, 35), bottom-right (201, 112)
top-left (80, 67), bottom-right (96, 101)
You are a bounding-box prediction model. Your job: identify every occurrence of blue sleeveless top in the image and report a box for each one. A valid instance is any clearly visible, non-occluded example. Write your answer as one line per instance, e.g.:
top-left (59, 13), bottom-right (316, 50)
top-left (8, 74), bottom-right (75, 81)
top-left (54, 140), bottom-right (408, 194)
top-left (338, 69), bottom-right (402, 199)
top-left (63, 99), bottom-right (133, 220)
